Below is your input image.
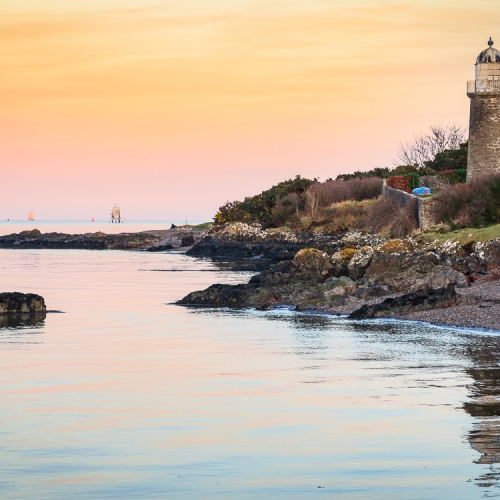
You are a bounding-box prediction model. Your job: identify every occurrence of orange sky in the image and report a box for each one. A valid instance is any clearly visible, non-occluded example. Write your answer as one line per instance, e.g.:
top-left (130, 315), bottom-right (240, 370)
top-left (0, 0), bottom-right (498, 220)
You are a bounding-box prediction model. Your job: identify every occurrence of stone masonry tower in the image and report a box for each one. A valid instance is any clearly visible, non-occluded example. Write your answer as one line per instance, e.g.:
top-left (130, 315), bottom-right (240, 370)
top-left (467, 38), bottom-right (500, 182)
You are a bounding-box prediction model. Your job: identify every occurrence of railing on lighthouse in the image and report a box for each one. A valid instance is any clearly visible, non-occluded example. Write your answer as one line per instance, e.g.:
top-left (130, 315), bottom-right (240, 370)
top-left (468, 79), bottom-right (500, 94)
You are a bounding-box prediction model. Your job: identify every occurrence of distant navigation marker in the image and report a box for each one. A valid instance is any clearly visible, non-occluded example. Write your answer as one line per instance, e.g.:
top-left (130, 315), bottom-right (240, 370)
top-left (110, 204), bottom-right (122, 223)
top-left (28, 212), bottom-right (35, 221)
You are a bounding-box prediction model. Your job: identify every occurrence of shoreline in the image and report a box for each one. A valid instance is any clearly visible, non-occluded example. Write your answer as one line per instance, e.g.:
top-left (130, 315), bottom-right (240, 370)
top-left (176, 223), bottom-right (500, 332)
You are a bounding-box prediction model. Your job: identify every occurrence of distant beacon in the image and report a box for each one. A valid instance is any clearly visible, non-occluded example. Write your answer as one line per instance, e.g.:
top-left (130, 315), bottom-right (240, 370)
top-left (467, 37), bottom-right (500, 181)
top-left (110, 204), bottom-right (121, 223)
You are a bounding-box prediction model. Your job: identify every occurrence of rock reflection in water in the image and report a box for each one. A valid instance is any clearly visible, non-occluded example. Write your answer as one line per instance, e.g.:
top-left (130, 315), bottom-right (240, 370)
top-left (0, 312), bottom-right (46, 329)
top-left (0, 312), bottom-right (46, 346)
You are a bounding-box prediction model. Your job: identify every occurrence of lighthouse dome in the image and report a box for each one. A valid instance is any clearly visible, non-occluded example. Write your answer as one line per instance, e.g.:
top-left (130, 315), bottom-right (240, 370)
top-left (476, 38), bottom-right (500, 63)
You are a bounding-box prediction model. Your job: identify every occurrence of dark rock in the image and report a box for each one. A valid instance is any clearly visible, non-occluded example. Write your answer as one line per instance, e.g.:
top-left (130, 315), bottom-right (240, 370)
top-left (147, 244), bottom-right (174, 252)
top-left (181, 234), bottom-right (195, 247)
top-left (177, 283), bottom-right (259, 308)
top-left (0, 230), bottom-right (164, 250)
top-left (256, 304), bottom-right (273, 311)
top-left (0, 292), bottom-right (46, 315)
top-left (187, 222), bottom-right (343, 262)
top-left (351, 285), bottom-right (391, 299)
top-left (348, 285), bottom-right (477, 320)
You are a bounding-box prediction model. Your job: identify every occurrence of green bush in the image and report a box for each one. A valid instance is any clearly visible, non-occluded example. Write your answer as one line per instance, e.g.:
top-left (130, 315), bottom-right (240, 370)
top-left (437, 169), bottom-right (467, 185)
top-left (404, 173), bottom-right (420, 191)
top-left (214, 175), bottom-right (316, 227)
top-left (424, 142), bottom-right (468, 173)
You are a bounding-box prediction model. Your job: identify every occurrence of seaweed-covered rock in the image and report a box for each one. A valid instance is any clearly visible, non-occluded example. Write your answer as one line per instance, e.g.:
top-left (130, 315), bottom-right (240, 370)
top-left (0, 292), bottom-right (46, 315)
top-left (177, 283), bottom-right (259, 308)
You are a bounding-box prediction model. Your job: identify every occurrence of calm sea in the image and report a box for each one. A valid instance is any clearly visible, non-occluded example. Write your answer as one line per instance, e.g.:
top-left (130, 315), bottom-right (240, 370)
top-left (0, 230), bottom-right (499, 498)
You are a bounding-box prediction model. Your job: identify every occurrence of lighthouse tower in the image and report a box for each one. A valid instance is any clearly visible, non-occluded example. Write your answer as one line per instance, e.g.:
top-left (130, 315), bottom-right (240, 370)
top-left (467, 38), bottom-right (500, 182)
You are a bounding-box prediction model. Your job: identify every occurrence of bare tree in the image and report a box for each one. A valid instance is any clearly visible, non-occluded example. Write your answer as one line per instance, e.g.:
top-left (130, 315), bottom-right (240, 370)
top-left (394, 124), bottom-right (467, 169)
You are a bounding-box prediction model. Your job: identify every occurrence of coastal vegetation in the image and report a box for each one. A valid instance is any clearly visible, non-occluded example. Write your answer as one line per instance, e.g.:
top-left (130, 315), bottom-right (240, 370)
top-left (213, 124), bottom-right (500, 238)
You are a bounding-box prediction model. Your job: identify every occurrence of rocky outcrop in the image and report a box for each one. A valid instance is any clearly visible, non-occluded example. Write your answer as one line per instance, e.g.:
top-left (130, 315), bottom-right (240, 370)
top-left (0, 227), bottom-right (206, 251)
top-left (0, 292), bottom-right (46, 315)
top-left (348, 286), bottom-right (477, 319)
top-left (177, 283), bottom-right (260, 308)
top-left (178, 222), bottom-right (500, 317)
top-left (292, 248), bottom-right (332, 275)
top-left (348, 246), bottom-right (374, 280)
top-left (0, 229), bottom-right (163, 250)
top-left (187, 223), bottom-right (344, 261)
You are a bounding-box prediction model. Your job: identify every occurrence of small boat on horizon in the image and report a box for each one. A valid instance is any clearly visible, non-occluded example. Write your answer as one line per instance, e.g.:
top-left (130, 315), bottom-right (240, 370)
top-left (28, 212), bottom-right (35, 221)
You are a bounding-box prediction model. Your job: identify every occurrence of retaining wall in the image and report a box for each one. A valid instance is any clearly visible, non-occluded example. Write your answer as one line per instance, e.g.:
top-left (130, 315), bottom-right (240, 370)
top-left (382, 181), bottom-right (436, 230)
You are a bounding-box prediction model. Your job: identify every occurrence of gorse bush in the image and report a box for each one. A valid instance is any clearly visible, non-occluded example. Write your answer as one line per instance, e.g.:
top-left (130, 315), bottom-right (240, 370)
top-left (214, 176), bottom-right (315, 226)
top-left (431, 174), bottom-right (500, 228)
top-left (437, 169), bottom-right (467, 185)
top-left (424, 142), bottom-right (468, 172)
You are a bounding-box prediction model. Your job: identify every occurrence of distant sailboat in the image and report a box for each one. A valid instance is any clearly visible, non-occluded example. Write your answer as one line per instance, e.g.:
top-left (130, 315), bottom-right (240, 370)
top-left (28, 212), bottom-right (35, 221)
top-left (92, 217), bottom-right (94, 222)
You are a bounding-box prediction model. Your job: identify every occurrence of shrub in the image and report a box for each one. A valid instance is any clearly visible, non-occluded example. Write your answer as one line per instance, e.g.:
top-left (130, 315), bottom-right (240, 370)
top-left (431, 174), bottom-right (500, 227)
top-left (404, 173), bottom-right (420, 191)
top-left (213, 175), bottom-right (316, 227)
top-left (362, 197), bottom-right (418, 237)
top-left (437, 169), bottom-right (467, 185)
top-left (424, 141), bottom-right (468, 172)
top-left (387, 176), bottom-right (411, 193)
top-left (336, 167), bottom-right (392, 181)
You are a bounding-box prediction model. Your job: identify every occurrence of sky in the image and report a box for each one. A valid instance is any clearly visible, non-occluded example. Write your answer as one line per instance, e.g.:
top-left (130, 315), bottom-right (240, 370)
top-left (0, 0), bottom-right (498, 221)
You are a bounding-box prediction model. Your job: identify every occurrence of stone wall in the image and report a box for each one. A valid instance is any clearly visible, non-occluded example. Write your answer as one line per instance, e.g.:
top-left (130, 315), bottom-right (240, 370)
top-left (418, 197), bottom-right (437, 230)
top-left (383, 182), bottom-right (436, 230)
top-left (467, 93), bottom-right (500, 181)
top-left (419, 175), bottom-right (447, 192)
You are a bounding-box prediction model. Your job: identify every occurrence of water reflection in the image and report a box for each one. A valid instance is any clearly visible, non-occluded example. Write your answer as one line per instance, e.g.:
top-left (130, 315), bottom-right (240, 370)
top-left (190, 306), bottom-right (500, 492)
top-left (0, 312), bottom-right (46, 329)
top-left (0, 312), bottom-right (45, 347)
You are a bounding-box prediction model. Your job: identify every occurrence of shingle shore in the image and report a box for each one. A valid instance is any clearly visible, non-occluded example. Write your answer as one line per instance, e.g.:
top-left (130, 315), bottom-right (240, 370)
top-left (401, 280), bottom-right (500, 331)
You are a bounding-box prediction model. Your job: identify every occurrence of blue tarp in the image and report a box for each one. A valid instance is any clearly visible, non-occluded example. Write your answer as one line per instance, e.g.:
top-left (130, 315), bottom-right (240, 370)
top-left (412, 187), bottom-right (431, 195)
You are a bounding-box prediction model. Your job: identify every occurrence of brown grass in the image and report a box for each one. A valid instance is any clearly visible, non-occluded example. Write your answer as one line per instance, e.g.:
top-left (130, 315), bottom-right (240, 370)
top-left (304, 177), bottom-right (382, 220)
top-left (362, 197), bottom-right (418, 237)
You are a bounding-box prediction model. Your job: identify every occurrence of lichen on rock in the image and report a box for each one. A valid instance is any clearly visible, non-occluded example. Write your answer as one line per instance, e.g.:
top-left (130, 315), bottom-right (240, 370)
top-left (348, 246), bottom-right (374, 280)
top-left (292, 248), bottom-right (332, 275)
